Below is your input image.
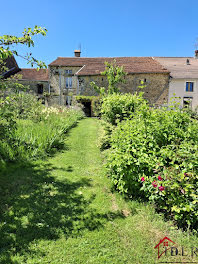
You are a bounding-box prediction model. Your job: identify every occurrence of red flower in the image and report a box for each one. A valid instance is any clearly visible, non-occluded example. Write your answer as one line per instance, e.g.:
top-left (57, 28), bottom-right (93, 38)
top-left (141, 177), bottom-right (145, 182)
top-left (159, 186), bottom-right (165, 191)
top-left (158, 175), bottom-right (163, 181)
top-left (152, 181), bottom-right (157, 188)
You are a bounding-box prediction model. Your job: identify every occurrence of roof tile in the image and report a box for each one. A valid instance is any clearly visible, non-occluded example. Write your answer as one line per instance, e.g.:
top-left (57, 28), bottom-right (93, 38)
top-left (17, 68), bottom-right (49, 81)
top-left (49, 57), bottom-right (169, 75)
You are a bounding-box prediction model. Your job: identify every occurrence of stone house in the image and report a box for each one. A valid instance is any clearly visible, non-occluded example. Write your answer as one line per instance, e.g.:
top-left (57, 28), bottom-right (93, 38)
top-left (48, 50), bottom-right (170, 108)
top-left (13, 68), bottom-right (49, 104)
top-left (155, 53), bottom-right (198, 110)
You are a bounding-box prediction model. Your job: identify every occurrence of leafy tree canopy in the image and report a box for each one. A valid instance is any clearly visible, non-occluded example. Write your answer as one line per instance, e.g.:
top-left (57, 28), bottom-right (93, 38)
top-left (90, 60), bottom-right (126, 96)
top-left (0, 25), bottom-right (47, 68)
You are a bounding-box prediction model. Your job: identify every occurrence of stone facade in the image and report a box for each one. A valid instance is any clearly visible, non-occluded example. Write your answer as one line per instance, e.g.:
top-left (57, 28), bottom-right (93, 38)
top-left (49, 66), bottom-right (170, 106)
top-left (14, 57), bottom-right (170, 108)
top-left (49, 66), bottom-right (81, 105)
top-left (77, 73), bottom-right (170, 105)
top-left (17, 79), bottom-right (49, 104)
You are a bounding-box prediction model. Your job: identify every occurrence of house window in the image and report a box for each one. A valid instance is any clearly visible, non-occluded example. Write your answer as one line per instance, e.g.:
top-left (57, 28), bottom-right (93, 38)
top-left (183, 97), bottom-right (193, 108)
top-left (66, 96), bottom-right (72, 106)
top-left (65, 70), bottom-right (72, 75)
top-left (37, 84), bottom-right (43, 94)
top-left (66, 77), bottom-right (72, 88)
top-left (186, 82), bottom-right (194, 92)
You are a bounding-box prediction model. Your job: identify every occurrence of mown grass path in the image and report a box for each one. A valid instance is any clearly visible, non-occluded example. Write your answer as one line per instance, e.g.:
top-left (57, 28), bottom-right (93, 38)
top-left (0, 118), bottom-right (197, 264)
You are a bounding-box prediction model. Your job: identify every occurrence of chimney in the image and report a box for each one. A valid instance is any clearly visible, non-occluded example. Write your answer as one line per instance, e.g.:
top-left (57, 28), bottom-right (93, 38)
top-left (74, 50), bottom-right (81, 57)
top-left (195, 50), bottom-right (198, 59)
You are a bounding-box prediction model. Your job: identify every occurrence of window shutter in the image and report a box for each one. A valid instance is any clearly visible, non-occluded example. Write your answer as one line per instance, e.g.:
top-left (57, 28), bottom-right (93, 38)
top-left (186, 82), bottom-right (188, 91)
top-left (190, 82), bottom-right (193, 92)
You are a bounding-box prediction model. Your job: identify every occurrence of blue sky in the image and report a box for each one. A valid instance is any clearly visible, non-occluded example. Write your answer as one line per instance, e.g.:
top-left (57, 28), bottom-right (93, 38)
top-left (2, 0), bottom-right (198, 68)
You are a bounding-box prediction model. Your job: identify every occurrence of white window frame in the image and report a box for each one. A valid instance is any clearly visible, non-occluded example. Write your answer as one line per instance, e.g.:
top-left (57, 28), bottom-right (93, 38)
top-left (65, 70), bottom-right (72, 75)
top-left (66, 77), bottom-right (72, 88)
top-left (184, 80), bottom-right (195, 93)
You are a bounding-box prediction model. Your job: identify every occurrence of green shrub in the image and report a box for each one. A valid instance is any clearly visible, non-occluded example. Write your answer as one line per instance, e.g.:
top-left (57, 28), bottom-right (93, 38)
top-left (97, 121), bottom-right (114, 151)
top-left (5, 93), bottom-right (45, 121)
top-left (101, 92), bottom-right (147, 125)
top-left (106, 108), bottom-right (198, 229)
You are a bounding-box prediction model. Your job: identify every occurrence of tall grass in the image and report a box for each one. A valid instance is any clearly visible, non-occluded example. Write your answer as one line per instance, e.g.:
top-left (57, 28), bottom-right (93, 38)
top-left (15, 109), bottom-right (84, 159)
top-left (0, 106), bottom-right (84, 165)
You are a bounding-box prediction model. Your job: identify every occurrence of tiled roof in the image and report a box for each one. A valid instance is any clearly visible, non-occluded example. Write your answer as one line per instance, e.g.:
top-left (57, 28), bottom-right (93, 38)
top-left (17, 68), bottom-right (49, 81)
top-left (49, 57), bottom-right (169, 75)
top-left (154, 57), bottom-right (198, 78)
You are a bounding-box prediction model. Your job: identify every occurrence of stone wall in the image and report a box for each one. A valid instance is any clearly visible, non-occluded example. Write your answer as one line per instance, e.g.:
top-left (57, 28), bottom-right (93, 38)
top-left (17, 80), bottom-right (49, 95)
top-left (78, 73), bottom-right (170, 105)
top-left (17, 80), bottom-right (49, 105)
top-left (49, 66), bottom-right (81, 105)
top-left (48, 65), bottom-right (170, 106)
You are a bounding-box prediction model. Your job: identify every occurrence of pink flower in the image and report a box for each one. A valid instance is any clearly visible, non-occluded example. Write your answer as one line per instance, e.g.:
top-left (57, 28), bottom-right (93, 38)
top-left (159, 186), bottom-right (165, 191)
top-left (184, 173), bottom-right (188, 177)
top-left (152, 181), bottom-right (157, 188)
top-left (158, 175), bottom-right (163, 181)
top-left (141, 177), bottom-right (145, 182)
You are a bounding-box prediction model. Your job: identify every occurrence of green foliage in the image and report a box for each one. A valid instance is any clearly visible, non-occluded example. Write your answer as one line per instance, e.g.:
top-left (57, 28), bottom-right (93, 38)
top-left (102, 60), bottom-right (126, 94)
top-left (2, 93), bottom-right (44, 121)
top-left (13, 108), bottom-right (84, 160)
top-left (0, 95), bottom-right (84, 164)
top-left (75, 95), bottom-right (97, 103)
top-left (101, 92), bottom-right (147, 125)
top-left (90, 60), bottom-right (126, 96)
top-left (97, 120), bottom-right (114, 150)
top-left (106, 107), bottom-right (198, 229)
top-left (0, 26), bottom-right (47, 68)
top-left (0, 60), bottom-right (29, 95)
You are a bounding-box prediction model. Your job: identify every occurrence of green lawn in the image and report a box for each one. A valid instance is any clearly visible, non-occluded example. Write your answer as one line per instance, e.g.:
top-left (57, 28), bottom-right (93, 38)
top-left (0, 118), bottom-right (197, 264)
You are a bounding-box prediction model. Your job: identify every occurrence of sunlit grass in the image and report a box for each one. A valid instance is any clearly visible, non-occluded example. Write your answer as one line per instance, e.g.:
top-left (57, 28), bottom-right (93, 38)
top-left (0, 118), bottom-right (197, 264)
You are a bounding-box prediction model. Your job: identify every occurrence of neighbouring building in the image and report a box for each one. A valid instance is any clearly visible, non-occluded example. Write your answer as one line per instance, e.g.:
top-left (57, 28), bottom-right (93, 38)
top-left (155, 52), bottom-right (198, 110)
top-left (48, 50), bottom-right (170, 108)
top-left (0, 56), bottom-right (20, 78)
top-left (14, 68), bottom-right (49, 104)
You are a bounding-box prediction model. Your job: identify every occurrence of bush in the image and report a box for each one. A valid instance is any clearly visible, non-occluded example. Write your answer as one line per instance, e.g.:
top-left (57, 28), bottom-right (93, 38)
top-left (106, 108), bottom-right (198, 229)
top-left (5, 93), bottom-right (45, 121)
top-left (101, 92), bottom-right (146, 125)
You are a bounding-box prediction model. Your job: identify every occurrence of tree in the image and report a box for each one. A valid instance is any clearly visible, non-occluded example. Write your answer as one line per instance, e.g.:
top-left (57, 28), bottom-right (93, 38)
top-left (90, 60), bottom-right (126, 96)
top-left (0, 25), bottom-right (47, 68)
top-left (0, 26), bottom-right (47, 96)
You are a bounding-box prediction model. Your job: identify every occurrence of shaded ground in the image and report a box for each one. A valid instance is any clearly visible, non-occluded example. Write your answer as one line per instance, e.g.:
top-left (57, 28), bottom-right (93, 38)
top-left (0, 118), bottom-right (197, 264)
